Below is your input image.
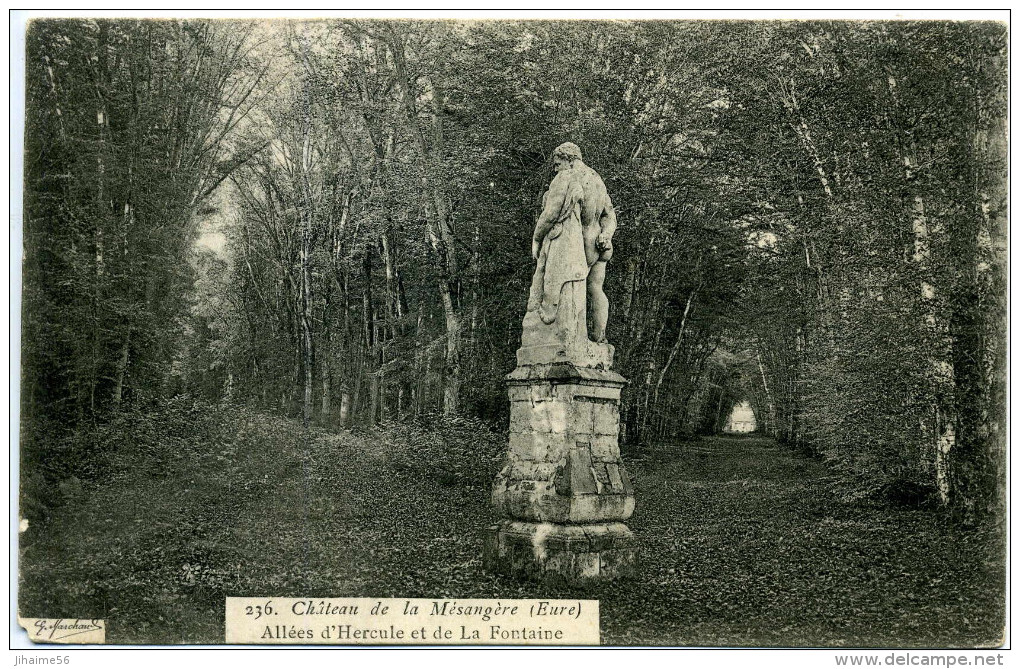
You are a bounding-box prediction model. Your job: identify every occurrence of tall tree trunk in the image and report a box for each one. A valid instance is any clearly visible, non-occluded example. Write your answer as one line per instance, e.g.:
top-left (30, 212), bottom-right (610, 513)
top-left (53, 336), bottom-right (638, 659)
top-left (388, 26), bottom-right (461, 415)
top-left (301, 225), bottom-right (314, 423)
top-left (886, 73), bottom-right (957, 504)
top-left (653, 286), bottom-right (698, 406)
top-left (298, 42), bottom-right (317, 425)
top-left (756, 344), bottom-right (776, 436)
top-left (321, 333), bottom-right (332, 420)
top-left (945, 76), bottom-right (1005, 523)
top-left (112, 329), bottom-right (130, 408)
top-left (339, 389), bottom-right (351, 427)
top-left (363, 251), bottom-right (378, 425)
top-left (90, 22), bottom-right (111, 415)
top-left (638, 318), bottom-right (668, 442)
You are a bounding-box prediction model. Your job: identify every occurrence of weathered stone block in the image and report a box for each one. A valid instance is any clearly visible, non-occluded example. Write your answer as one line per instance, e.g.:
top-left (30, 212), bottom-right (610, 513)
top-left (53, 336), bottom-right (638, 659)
top-left (553, 445), bottom-right (599, 495)
top-left (590, 434), bottom-right (620, 461)
top-left (492, 477), bottom-right (566, 520)
top-left (489, 360), bottom-right (636, 584)
top-left (507, 385), bottom-right (533, 403)
top-left (515, 341), bottom-right (615, 369)
top-left (509, 398), bottom-right (569, 434)
top-left (533, 399), bottom-right (569, 434)
top-left (581, 523), bottom-right (620, 551)
top-left (598, 546), bottom-right (639, 579)
top-left (505, 362), bottom-right (626, 388)
top-left (483, 521), bottom-right (636, 585)
top-left (605, 463), bottom-right (623, 490)
top-left (506, 457), bottom-right (558, 482)
top-left (508, 431), bottom-right (561, 462)
top-left (573, 384), bottom-right (623, 402)
top-left (568, 492), bottom-right (634, 522)
top-left (545, 550), bottom-right (601, 581)
top-left (530, 382), bottom-right (554, 402)
top-left (593, 402), bottom-right (620, 436)
top-left (565, 400), bottom-right (596, 435)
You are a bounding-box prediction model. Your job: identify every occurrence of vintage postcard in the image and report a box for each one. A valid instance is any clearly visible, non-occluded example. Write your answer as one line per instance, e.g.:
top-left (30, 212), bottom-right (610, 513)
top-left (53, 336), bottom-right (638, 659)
top-left (12, 10), bottom-right (1008, 659)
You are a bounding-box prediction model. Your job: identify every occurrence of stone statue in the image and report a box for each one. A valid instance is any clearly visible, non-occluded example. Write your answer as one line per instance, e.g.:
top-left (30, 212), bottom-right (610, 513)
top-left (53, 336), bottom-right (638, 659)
top-left (486, 145), bottom-right (635, 585)
top-left (520, 142), bottom-right (618, 367)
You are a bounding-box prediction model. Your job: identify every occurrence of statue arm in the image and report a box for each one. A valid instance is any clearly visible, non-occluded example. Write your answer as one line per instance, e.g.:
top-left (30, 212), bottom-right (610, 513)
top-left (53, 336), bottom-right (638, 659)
top-left (596, 196), bottom-right (618, 249)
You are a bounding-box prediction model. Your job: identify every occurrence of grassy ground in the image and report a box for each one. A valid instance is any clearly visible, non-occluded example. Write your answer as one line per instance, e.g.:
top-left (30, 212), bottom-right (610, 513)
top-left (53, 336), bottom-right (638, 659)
top-left (18, 411), bottom-right (1005, 647)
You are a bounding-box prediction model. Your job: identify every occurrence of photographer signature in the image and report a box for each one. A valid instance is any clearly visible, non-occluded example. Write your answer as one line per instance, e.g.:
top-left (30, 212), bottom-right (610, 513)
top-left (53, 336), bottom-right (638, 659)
top-left (31, 619), bottom-right (103, 642)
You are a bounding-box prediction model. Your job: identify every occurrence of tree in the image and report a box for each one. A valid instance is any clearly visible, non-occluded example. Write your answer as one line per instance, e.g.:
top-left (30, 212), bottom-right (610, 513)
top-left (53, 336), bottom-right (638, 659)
top-left (23, 19), bottom-right (268, 423)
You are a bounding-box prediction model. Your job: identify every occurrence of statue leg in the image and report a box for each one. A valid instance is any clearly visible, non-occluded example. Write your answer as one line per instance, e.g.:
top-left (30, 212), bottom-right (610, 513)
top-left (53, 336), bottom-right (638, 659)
top-left (587, 260), bottom-right (608, 343)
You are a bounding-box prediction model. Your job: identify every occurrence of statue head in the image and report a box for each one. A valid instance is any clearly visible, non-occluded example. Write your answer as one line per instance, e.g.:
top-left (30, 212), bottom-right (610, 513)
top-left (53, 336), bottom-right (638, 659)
top-left (552, 142), bottom-right (582, 173)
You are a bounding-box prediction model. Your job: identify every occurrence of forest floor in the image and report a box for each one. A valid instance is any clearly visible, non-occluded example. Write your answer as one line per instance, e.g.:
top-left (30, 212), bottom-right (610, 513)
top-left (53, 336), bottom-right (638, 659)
top-left (19, 410), bottom-right (1005, 647)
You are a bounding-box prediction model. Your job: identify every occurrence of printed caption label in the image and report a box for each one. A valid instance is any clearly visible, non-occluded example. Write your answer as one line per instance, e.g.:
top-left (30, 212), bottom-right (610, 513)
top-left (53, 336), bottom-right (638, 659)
top-left (225, 597), bottom-right (599, 645)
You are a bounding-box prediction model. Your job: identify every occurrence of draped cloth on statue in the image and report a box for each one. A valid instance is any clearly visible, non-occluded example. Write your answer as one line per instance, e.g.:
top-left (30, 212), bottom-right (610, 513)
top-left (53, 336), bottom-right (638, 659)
top-left (528, 176), bottom-right (587, 325)
top-left (519, 172), bottom-right (607, 365)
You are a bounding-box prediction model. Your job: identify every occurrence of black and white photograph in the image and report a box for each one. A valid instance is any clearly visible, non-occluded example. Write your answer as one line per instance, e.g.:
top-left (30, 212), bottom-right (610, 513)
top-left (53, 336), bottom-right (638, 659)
top-left (11, 10), bottom-right (1009, 659)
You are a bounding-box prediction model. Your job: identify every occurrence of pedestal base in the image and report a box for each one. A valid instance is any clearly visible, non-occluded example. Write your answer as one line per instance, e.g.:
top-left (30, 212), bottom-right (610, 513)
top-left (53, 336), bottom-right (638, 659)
top-left (483, 520), bottom-right (637, 585)
top-left (486, 357), bottom-right (636, 585)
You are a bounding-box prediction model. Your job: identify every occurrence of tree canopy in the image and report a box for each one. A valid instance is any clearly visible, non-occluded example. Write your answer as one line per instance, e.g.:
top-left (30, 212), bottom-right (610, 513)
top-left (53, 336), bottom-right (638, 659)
top-left (21, 18), bottom-right (1007, 522)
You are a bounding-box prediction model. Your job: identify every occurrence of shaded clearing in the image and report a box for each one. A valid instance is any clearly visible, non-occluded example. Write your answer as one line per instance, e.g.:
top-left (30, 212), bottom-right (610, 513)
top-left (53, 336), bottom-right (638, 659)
top-left (19, 413), bottom-right (1004, 647)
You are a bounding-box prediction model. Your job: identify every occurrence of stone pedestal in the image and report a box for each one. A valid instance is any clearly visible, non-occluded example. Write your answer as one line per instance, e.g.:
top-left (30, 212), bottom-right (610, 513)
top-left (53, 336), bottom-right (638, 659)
top-left (484, 351), bottom-right (636, 584)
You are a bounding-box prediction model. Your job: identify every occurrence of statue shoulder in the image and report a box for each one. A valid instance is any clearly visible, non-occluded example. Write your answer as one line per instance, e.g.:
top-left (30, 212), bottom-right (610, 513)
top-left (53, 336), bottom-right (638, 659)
top-left (555, 169), bottom-right (587, 198)
top-left (578, 162), bottom-right (607, 192)
top-left (550, 170), bottom-right (573, 188)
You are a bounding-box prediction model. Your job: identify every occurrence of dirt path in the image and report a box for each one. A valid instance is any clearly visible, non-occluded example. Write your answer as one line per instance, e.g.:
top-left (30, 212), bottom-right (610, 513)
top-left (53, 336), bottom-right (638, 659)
top-left (298, 431), bottom-right (1003, 647)
top-left (19, 420), bottom-right (1004, 646)
top-left (596, 436), bottom-right (1004, 646)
